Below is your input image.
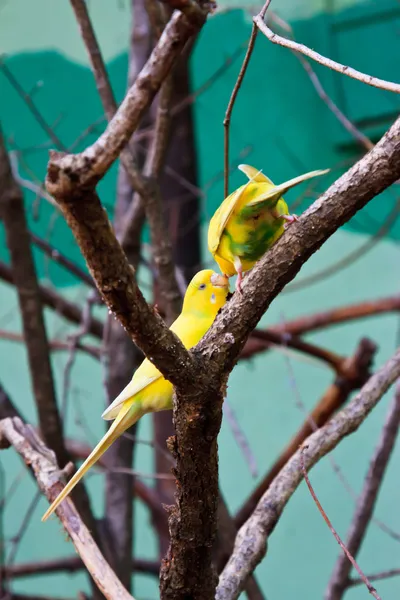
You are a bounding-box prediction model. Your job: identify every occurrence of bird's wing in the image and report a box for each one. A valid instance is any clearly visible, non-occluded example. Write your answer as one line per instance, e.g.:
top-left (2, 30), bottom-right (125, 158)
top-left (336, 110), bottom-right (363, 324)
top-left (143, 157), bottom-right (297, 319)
top-left (208, 170), bottom-right (264, 254)
top-left (246, 169), bottom-right (329, 208)
top-left (101, 362), bottom-right (161, 420)
top-left (238, 164), bottom-right (274, 185)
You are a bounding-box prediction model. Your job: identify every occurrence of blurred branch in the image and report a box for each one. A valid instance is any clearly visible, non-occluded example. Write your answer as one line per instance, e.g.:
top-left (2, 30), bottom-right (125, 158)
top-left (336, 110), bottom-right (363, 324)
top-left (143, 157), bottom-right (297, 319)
top-left (0, 125), bottom-right (68, 466)
top-left (286, 196), bottom-right (400, 293)
top-left (216, 349), bottom-right (400, 600)
top-left (30, 231), bottom-right (96, 289)
top-left (0, 260), bottom-right (103, 339)
top-left (0, 417), bottom-right (134, 600)
top-left (5, 556), bottom-right (159, 578)
top-left (268, 11), bottom-right (373, 152)
top-left (0, 329), bottom-right (100, 360)
top-left (300, 449), bottom-right (382, 600)
top-left (0, 60), bottom-right (67, 150)
top-left (271, 296), bottom-right (400, 338)
top-left (325, 384), bottom-right (400, 600)
top-left (348, 569), bottom-right (400, 588)
top-left (63, 436), bottom-right (170, 541)
top-left (254, 3), bottom-right (400, 94)
top-left (241, 329), bottom-right (346, 373)
top-left (236, 338), bottom-right (377, 527)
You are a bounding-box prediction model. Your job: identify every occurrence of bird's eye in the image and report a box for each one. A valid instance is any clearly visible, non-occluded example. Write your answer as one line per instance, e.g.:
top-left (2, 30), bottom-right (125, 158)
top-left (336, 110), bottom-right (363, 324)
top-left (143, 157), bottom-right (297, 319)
top-left (199, 283), bottom-right (206, 290)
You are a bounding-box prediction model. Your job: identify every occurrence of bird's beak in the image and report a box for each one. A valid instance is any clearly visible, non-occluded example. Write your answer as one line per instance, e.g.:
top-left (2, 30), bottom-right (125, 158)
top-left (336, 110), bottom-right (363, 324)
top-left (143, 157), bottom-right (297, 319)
top-left (210, 273), bottom-right (229, 288)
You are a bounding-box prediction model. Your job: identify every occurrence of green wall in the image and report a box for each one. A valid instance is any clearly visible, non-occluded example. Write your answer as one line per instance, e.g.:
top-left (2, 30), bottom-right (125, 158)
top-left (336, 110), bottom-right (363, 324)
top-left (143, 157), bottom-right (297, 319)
top-left (1, 0), bottom-right (399, 598)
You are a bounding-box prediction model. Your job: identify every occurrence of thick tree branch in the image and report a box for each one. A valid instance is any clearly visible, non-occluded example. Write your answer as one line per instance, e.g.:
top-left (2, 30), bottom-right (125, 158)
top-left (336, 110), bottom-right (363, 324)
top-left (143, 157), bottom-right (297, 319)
top-left (325, 383), bottom-right (400, 600)
top-left (216, 349), bottom-right (400, 600)
top-left (70, 0), bottom-right (182, 320)
top-left (45, 10), bottom-right (208, 194)
top-left (195, 114), bottom-right (400, 377)
top-left (40, 183), bottom-right (195, 386)
top-left (0, 417), bottom-right (134, 600)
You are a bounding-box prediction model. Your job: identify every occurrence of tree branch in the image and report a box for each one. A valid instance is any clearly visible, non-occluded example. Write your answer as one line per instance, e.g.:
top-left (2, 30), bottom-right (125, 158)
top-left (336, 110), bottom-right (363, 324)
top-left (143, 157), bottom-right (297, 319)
top-left (0, 126), bottom-right (68, 467)
top-left (0, 417), bottom-right (134, 600)
top-left (325, 383), bottom-right (400, 600)
top-left (5, 556), bottom-right (159, 579)
top-left (254, 4), bottom-right (400, 94)
top-left (45, 10), bottom-right (208, 194)
top-left (0, 260), bottom-right (103, 339)
top-left (216, 349), bottom-right (400, 600)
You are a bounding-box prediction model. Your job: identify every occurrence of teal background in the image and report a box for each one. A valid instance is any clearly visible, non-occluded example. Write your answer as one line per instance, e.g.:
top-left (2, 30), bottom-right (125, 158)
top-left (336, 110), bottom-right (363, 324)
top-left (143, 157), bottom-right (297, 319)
top-left (0, 0), bottom-right (399, 597)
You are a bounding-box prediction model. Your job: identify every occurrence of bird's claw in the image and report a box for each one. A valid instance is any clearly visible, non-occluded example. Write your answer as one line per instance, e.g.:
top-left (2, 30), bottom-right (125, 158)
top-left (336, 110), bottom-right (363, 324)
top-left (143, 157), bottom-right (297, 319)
top-left (283, 214), bottom-right (299, 229)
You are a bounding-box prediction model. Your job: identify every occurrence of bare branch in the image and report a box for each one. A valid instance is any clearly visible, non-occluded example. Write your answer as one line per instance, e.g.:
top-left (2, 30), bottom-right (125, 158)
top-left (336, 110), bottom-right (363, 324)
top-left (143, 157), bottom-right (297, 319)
top-left (325, 384), bottom-right (400, 600)
top-left (242, 329), bottom-right (346, 374)
top-left (5, 556), bottom-right (159, 578)
top-left (267, 12), bottom-right (374, 152)
top-left (46, 11), bottom-right (209, 193)
top-left (270, 296), bottom-right (400, 338)
top-left (216, 349), bottom-right (400, 600)
top-left (0, 260), bottom-right (103, 339)
top-left (0, 125), bottom-right (68, 466)
top-left (0, 328), bottom-right (100, 360)
top-left (300, 449), bottom-right (382, 600)
top-left (349, 569), bottom-right (400, 588)
top-left (30, 231), bottom-right (96, 289)
top-left (0, 417), bottom-right (134, 600)
top-left (254, 3), bottom-right (400, 94)
top-left (223, 24), bottom-right (258, 197)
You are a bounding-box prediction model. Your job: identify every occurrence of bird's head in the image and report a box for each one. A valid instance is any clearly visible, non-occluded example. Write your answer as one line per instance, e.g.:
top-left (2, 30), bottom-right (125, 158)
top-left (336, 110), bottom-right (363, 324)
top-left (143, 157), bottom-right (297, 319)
top-left (182, 269), bottom-right (230, 317)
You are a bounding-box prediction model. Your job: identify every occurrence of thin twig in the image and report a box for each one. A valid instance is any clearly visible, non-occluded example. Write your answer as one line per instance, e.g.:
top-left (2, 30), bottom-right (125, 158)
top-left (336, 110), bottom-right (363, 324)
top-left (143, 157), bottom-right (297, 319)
top-left (61, 292), bottom-right (97, 419)
top-left (0, 60), bottom-right (67, 150)
top-left (267, 12), bottom-right (374, 152)
top-left (0, 260), bottom-right (103, 339)
top-left (325, 384), bottom-right (400, 600)
top-left (300, 448), bottom-right (382, 600)
top-left (5, 556), bottom-right (160, 578)
top-left (223, 400), bottom-right (258, 478)
top-left (223, 24), bottom-right (258, 197)
top-left (348, 568), bottom-right (400, 588)
top-left (254, 3), bottom-right (400, 94)
top-left (0, 329), bottom-right (100, 360)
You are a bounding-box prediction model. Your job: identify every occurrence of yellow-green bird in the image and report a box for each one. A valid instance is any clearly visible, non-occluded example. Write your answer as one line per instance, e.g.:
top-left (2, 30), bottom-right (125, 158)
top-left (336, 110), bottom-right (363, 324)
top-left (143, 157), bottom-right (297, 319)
top-left (42, 269), bottom-right (230, 522)
top-left (208, 164), bottom-right (329, 292)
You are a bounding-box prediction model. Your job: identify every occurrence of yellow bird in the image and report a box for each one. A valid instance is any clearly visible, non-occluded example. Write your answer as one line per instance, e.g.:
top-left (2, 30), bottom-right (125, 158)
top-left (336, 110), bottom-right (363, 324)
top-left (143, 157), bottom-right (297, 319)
top-left (208, 164), bottom-right (329, 292)
top-left (42, 269), bottom-right (230, 522)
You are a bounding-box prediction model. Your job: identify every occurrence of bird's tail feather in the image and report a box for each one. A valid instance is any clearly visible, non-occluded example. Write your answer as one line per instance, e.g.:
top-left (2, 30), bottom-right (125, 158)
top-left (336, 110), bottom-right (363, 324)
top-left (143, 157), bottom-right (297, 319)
top-left (246, 168), bottom-right (330, 208)
top-left (41, 401), bottom-right (142, 522)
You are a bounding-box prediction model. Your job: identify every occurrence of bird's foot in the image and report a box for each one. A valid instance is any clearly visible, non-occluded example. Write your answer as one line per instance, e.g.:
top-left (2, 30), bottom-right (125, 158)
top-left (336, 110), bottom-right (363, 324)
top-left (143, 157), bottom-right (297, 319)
top-left (235, 270), bottom-right (244, 295)
top-left (282, 213), bottom-right (299, 229)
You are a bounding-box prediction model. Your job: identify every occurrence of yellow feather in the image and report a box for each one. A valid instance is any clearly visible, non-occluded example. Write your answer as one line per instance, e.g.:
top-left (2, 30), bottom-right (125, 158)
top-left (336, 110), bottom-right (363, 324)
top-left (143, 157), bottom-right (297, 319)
top-left (41, 269), bottom-right (230, 522)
